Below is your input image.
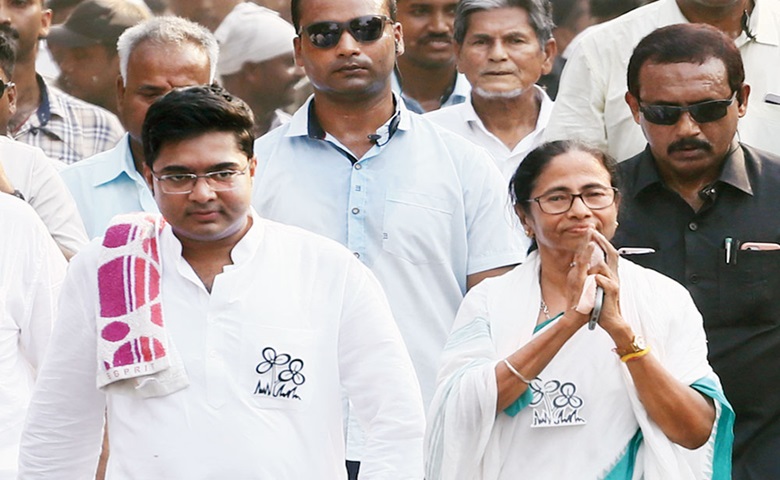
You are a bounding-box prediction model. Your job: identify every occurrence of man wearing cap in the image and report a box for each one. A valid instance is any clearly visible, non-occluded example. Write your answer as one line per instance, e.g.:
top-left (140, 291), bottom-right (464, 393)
top-left (5, 0), bottom-right (124, 164)
top-left (60, 16), bottom-right (217, 238)
top-left (217, 3), bottom-right (304, 138)
top-left (47, 0), bottom-right (151, 116)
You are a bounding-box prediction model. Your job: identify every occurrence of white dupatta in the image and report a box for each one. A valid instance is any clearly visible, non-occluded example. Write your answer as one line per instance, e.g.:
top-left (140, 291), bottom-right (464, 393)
top-left (425, 252), bottom-right (732, 480)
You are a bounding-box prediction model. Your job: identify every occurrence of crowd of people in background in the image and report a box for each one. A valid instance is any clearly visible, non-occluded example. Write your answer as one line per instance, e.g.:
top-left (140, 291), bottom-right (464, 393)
top-left (2, 0), bottom-right (779, 479)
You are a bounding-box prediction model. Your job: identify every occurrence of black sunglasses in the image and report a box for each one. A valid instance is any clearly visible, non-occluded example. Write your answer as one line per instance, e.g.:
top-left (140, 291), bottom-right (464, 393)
top-left (300, 15), bottom-right (392, 49)
top-left (639, 94), bottom-right (736, 125)
top-left (0, 79), bottom-right (14, 96)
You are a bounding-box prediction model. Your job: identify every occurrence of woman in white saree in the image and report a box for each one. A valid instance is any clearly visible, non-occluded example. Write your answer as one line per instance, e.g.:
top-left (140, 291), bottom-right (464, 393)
top-left (425, 141), bottom-right (733, 480)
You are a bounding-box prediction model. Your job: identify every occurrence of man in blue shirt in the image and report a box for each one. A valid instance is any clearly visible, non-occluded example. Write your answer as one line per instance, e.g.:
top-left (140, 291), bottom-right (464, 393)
top-left (253, 0), bottom-right (525, 476)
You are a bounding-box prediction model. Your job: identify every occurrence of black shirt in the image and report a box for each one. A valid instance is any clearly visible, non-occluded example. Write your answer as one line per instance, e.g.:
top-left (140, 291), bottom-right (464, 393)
top-left (614, 144), bottom-right (780, 480)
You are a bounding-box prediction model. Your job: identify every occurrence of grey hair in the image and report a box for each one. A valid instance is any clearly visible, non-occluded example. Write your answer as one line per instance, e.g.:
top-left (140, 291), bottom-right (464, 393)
top-left (117, 16), bottom-right (219, 85)
top-left (454, 0), bottom-right (554, 47)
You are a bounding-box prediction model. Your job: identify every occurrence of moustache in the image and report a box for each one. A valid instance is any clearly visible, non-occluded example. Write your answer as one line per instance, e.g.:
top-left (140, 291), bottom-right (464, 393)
top-left (420, 33), bottom-right (452, 44)
top-left (0, 24), bottom-right (20, 41)
top-left (667, 138), bottom-right (713, 155)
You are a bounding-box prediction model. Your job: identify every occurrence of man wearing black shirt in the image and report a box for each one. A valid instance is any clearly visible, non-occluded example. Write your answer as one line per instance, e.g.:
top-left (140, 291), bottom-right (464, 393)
top-left (614, 23), bottom-right (780, 480)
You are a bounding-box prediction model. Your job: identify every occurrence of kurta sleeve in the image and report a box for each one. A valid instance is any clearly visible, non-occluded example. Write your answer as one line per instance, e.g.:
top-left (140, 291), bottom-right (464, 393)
top-left (19, 245), bottom-right (107, 479)
top-left (337, 259), bottom-right (426, 480)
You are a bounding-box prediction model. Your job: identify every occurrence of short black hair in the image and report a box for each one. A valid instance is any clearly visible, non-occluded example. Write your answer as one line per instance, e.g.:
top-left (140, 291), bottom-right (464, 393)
top-left (142, 84), bottom-right (255, 168)
top-left (0, 31), bottom-right (17, 79)
top-left (510, 140), bottom-right (618, 212)
top-left (627, 23), bottom-right (745, 103)
top-left (291, 0), bottom-right (397, 32)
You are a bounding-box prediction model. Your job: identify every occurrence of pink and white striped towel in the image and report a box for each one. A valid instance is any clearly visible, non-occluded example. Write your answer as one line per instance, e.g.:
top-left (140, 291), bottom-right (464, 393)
top-left (96, 212), bottom-right (188, 397)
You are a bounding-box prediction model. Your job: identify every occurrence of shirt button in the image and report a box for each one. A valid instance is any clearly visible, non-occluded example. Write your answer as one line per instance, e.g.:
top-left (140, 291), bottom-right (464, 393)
top-left (689, 274), bottom-right (700, 284)
top-left (353, 252), bottom-right (360, 258)
top-left (688, 222), bottom-right (698, 231)
top-left (351, 207), bottom-right (360, 214)
top-left (354, 163), bottom-right (362, 170)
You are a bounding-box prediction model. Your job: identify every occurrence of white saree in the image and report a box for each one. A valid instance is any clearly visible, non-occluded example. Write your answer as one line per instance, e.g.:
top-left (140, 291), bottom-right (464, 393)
top-left (425, 252), bottom-right (733, 480)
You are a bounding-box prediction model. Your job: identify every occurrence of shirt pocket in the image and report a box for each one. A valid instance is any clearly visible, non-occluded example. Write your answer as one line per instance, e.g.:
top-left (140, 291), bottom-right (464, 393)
top-left (382, 191), bottom-right (453, 265)
top-left (240, 324), bottom-right (320, 411)
top-left (717, 249), bottom-right (780, 327)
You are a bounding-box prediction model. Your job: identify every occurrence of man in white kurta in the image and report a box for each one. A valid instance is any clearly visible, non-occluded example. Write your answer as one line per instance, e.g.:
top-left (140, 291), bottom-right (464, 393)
top-left (0, 195), bottom-right (66, 479)
top-left (18, 84), bottom-right (425, 479)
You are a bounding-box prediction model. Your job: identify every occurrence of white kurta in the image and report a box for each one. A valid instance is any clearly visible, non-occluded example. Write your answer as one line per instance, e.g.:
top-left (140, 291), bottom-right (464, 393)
top-left (0, 196), bottom-right (66, 480)
top-left (19, 212), bottom-right (425, 479)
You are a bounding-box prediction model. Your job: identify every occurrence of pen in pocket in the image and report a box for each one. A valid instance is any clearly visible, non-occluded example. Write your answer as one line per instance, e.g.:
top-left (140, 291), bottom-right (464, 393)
top-left (724, 237), bottom-right (734, 264)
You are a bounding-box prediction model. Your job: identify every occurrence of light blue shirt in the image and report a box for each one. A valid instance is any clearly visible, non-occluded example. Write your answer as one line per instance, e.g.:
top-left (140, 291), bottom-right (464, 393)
top-left (391, 71), bottom-right (471, 114)
top-left (60, 134), bottom-right (158, 239)
top-left (252, 96), bottom-right (525, 409)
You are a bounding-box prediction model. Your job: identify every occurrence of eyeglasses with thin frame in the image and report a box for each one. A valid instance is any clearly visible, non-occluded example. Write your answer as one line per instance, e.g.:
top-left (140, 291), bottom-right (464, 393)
top-left (0, 79), bottom-right (15, 97)
top-left (639, 93), bottom-right (736, 126)
top-left (529, 187), bottom-right (619, 215)
top-left (299, 15), bottom-right (393, 49)
top-left (152, 163), bottom-right (251, 195)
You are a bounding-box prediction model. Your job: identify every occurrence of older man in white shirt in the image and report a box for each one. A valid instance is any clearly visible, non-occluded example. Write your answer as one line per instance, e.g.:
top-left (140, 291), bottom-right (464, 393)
top-left (425, 0), bottom-right (557, 181)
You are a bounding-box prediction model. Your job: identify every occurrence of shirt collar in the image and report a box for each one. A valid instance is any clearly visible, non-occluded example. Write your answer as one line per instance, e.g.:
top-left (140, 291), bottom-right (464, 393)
top-left (287, 93), bottom-right (411, 141)
top-left (161, 207), bottom-right (266, 282)
top-left (90, 134), bottom-right (141, 187)
top-left (660, 0), bottom-right (691, 26)
top-left (634, 141), bottom-right (753, 197)
top-left (743, 0), bottom-right (779, 47)
top-left (463, 85), bottom-right (554, 137)
top-left (391, 70), bottom-right (469, 113)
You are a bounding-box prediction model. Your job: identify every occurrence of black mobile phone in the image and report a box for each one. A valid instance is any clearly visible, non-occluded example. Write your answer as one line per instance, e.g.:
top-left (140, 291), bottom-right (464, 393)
top-left (588, 286), bottom-right (604, 330)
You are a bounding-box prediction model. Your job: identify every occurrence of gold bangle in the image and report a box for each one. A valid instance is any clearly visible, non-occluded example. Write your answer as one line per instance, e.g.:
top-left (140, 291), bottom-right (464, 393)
top-left (620, 346), bottom-right (651, 363)
top-left (503, 358), bottom-right (532, 383)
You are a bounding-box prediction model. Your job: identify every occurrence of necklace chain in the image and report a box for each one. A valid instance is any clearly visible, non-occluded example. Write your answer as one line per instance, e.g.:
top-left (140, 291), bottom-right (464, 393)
top-left (540, 298), bottom-right (551, 320)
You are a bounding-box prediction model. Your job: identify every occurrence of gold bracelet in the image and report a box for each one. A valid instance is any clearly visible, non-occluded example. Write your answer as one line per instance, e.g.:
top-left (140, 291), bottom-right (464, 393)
top-left (503, 358), bottom-right (532, 383)
top-left (620, 346), bottom-right (651, 363)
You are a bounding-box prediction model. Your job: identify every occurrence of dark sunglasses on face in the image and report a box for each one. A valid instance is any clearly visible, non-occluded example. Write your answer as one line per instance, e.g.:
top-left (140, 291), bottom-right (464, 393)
top-left (0, 79), bottom-right (14, 96)
top-left (300, 15), bottom-right (392, 49)
top-left (639, 93), bottom-right (736, 125)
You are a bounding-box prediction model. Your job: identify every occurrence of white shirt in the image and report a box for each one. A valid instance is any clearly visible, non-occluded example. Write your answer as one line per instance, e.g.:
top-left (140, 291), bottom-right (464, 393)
top-left (545, 0), bottom-right (780, 159)
top-left (19, 212), bottom-right (425, 479)
top-left (425, 85), bottom-right (554, 181)
top-left (0, 196), bottom-right (66, 480)
top-left (252, 97), bottom-right (526, 411)
top-left (0, 135), bottom-right (89, 255)
top-left (60, 134), bottom-right (159, 239)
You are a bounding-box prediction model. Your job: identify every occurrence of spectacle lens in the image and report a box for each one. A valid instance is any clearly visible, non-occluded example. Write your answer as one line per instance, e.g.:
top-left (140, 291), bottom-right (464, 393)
top-left (302, 15), bottom-right (391, 49)
top-left (532, 187), bottom-right (618, 215)
top-left (152, 164), bottom-right (250, 195)
top-left (639, 94), bottom-right (736, 125)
